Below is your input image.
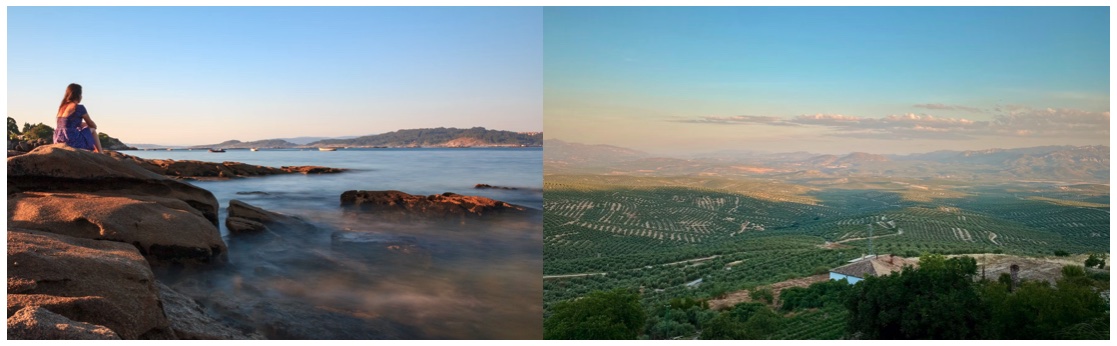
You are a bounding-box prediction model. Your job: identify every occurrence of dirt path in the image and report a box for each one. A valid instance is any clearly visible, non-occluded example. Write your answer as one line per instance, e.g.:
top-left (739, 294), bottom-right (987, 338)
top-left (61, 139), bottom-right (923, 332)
top-left (835, 229), bottom-right (901, 244)
top-left (707, 274), bottom-right (830, 310)
top-left (542, 272), bottom-right (606, 280)
top-left (661, 255), bottom-right (719, 266)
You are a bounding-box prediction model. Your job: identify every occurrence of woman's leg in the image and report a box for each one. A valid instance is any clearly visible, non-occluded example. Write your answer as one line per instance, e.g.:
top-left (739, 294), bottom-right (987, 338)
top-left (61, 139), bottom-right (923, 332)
top-left (91, 128), bottom-right (103, 153)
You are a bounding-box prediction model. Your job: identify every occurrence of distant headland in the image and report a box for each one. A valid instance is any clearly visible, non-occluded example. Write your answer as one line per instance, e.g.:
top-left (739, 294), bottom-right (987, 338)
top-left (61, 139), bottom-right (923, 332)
top-left (153, 127), bottom-right (542, 150)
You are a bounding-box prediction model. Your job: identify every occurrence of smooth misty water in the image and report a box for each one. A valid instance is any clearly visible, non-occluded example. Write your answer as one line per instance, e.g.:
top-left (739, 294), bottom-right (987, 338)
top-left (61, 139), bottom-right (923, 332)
top-left (129, 148), bottom-right (542, 339)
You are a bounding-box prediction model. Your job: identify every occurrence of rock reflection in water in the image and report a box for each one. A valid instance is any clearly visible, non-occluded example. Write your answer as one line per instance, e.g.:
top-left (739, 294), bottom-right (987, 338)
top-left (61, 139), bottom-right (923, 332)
top-left (156, 207), bottom-right (542, 339)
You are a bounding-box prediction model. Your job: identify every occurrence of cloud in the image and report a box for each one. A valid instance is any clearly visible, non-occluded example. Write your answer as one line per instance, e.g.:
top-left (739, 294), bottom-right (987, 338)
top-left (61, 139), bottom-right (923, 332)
top-left (826, 128), bottom-right (979, 140)
top-left (912, 103), bottom-right (987, 113)
top-left (668, 115), bottom-right (800, 126)
top-left (794, 113), bottom-right (989, 134)
top-left (991, 107), bottom-right (1110, 137)
top-left (793, 113), bottom-right (865, 126)
top-left (804, 113), bottom-right (988, 140)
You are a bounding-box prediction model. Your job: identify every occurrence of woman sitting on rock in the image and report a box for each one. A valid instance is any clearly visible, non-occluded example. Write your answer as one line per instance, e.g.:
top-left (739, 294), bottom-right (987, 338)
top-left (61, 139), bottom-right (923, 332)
top-left (53, 83), bottom-right (103, 153)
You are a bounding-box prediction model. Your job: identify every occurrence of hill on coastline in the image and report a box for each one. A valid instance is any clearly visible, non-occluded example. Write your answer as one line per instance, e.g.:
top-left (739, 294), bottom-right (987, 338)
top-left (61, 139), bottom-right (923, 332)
top-left (178, 127), bottom-right (540, 149)
top-left (308, 127), bottom-right (541, 147)
top-left (187, 139), bottom-right (299, 149)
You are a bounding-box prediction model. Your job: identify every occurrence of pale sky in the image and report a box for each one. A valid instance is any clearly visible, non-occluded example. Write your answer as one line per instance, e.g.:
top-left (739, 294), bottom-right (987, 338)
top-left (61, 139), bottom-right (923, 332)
top-left (544, 7), bottom-right (1110, 155)
top-left (8, 7), bottom-right (542, 146)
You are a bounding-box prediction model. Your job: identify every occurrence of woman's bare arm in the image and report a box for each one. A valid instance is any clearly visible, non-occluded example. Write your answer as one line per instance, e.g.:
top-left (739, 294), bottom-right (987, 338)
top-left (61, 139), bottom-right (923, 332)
top-left (82, 113), bottom-right (97, 129)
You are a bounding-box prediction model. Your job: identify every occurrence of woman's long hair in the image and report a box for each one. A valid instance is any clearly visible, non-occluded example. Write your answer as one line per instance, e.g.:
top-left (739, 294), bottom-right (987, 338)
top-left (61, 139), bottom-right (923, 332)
top-left (57, 83), bottom-right (82, 116)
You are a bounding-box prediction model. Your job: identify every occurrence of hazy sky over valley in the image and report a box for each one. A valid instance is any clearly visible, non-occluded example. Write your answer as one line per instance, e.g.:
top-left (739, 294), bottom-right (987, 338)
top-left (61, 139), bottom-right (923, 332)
top-left (8, 7), bottom-right (542, 145)
top-left (544, 7), bottom-right (1110, 155)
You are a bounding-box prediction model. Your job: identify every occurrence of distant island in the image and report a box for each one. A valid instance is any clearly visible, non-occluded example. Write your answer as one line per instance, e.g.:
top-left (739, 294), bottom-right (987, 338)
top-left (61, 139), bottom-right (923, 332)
top-left (181, 127), bottom-right (542, 149)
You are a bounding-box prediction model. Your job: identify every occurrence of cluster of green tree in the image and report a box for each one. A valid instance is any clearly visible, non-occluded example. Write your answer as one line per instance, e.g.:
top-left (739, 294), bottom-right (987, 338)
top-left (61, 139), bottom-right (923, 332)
top-left (1084, 253), bottom-right (1106, 269)
top-left (8, 117), bottom-right (54, 142)
top-left (847, 254), bottom-right (1109, 339)
top-left (779, 279), bottom-right (853, 312)
top-left (698, 279), bottom-right (857, 340)
top-left (9, 116), bottom-right (132, 150)
top-left (543, 289), bottom-right (646, 339)
top-left (545, 254), bottom-right (1109, 340)
top-left (644, 297), bottom-right (716, 339)
top-left (701, 302), bottom-right (784, 339)
top-left (97, 132), bottom-right (135, 150)
top-left (8, 117), bottom-right (19, 139)
top-left (309, 127), bottom-right (542, 147)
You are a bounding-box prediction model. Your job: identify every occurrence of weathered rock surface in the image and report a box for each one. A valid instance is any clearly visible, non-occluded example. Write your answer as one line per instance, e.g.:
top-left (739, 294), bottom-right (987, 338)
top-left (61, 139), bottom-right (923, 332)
top-left (7, 229), bottom-right (174, 339)
top-left (8, 144), bottom-right (220, 225)
top-left (8, 192), bottom-right (226, 264)
top-left (175, 287), bottom-right (409, 340)
top-left (226, 199), bottom-right (316, 235)
top-left (226, 217), bottom-right (268, 234)
top-left (107, 151), bottom-right (345, 178)
top-left (155, 281), bottom-right (262, 340)
top-left (7, 306), bottom-right (121, 340)
top-left (8, 138), bottom-right (51, 153)
top-left (339, 190), bottom-right (524, 216)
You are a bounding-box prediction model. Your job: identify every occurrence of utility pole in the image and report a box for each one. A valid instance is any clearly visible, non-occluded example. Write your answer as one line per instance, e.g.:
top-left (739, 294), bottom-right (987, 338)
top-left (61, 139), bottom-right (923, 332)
top-left (868, 222), bottom-right (874, 257)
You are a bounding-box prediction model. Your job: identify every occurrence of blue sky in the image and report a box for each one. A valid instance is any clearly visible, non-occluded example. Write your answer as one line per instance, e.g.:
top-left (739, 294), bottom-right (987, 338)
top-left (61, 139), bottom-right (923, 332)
top-left (8, 7), bottom-right (542, 145)
top-left (544, 7), bottom-right (1110, 154)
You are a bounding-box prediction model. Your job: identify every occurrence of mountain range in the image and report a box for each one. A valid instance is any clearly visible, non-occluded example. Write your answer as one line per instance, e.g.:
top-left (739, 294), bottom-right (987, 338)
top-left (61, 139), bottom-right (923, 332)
top-left (544, 139), bottom-right (1110, 183)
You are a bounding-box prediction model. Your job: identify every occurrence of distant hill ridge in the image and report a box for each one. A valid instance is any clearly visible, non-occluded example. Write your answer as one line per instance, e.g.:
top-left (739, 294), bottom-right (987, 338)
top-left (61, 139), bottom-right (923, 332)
top-left (309, 127), bottom-right (540, 147)
top-left (186, 127), bottom-right (541, 149)
top-left (544, 139), bottom-right (1109, 182)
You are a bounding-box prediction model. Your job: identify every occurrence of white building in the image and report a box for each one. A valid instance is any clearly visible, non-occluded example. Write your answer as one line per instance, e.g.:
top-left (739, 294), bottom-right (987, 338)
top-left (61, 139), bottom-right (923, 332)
top-left (829, 254), bottom-right (913, 284)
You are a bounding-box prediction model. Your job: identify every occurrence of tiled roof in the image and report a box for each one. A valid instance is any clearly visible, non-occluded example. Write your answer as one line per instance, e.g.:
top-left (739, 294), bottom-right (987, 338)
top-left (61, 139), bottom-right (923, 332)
top-left (831, 255), bottom-right (911, 279)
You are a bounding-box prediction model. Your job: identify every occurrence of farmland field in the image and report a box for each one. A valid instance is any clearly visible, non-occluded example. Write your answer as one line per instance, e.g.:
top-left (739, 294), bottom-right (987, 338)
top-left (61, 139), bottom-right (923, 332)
top-left (543, 174), bottom-right (1109, 339)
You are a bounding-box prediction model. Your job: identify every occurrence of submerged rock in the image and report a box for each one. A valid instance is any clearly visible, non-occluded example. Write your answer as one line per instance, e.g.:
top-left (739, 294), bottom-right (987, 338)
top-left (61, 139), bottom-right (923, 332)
top-left (329, 232), bottom-right (432, 269)
top-left (226, 217), bottom-right (268, 234)
top-left (339, 190), bottom-right (524, 216)
top-left (8, 192), bottom-right (226, 265)
top-left (225, 199), bottom-right (316, 235)
top-left (7, 229), bottom-right (174, 339)
top-left (155, 281), bottom-right (262, 340)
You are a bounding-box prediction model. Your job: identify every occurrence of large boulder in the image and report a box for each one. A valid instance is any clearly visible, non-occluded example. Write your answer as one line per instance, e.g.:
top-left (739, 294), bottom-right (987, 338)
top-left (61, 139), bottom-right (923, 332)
top-left (155, 281), bottom-right (262, 340)
top-left (7, 144), bottom-right (220, 225)
top-left (7, 306), bottom-right (121, 340)
top-left (339, 190), bottom-right (524, 216)
top-left (7, 229), bottom-right (174, 339)
top-left (8, 192), bottom-right (226, 265)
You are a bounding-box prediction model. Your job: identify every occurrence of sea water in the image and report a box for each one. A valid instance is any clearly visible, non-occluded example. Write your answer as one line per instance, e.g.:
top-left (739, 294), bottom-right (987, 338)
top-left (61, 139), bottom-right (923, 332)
top-left (128, 148), bottom-right (542, 339)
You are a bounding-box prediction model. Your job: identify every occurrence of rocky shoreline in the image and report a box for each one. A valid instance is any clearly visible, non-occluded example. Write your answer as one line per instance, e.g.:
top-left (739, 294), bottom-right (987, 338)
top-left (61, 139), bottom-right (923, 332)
top-left (107, 151), bottom-right (346, 179)
top-left (7, 144), bottom-right (527, 339)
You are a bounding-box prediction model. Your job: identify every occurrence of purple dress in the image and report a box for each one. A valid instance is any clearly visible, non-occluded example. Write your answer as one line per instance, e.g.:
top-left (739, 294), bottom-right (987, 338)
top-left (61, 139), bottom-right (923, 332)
top-left (53, 104), bottom-right (97, 151)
